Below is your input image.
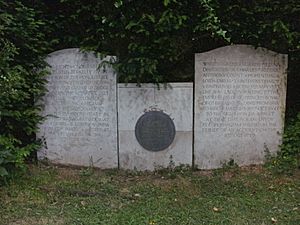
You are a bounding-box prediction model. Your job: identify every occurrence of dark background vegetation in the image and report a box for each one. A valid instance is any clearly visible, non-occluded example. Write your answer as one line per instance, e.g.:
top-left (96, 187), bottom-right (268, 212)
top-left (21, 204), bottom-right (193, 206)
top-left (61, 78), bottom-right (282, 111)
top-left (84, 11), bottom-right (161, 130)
top-left (0, 0), bottom-right (299, 178)
top-left (30, 0), bottom-right (300, 112)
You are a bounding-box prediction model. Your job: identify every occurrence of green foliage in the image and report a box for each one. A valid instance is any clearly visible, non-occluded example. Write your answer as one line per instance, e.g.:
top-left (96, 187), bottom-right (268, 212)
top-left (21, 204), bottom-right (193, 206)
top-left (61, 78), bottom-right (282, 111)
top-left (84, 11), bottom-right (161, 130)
top-left (218, 0), bottom-right (300, 52)
top-left (44, 0), bottom-right (229, 83)
top-left (266, 113), bottom-right (300, 174)
top-left (0, 136), bottom-right (39, 178)
top-left (221, 158), bottom-right (239, 170)
top-left (39, 0), bottom-right (299, 86)
top-left (0, 1), bottom-right (49, 179)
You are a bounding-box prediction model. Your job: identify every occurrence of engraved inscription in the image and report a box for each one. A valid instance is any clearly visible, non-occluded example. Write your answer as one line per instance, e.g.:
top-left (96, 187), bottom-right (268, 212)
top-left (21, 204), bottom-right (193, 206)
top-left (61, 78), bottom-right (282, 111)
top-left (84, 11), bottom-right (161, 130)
top-left (194, 45), bottom-right (287, 169)
top-left (37, 49), bottom-right (118, 168)
top-left (40, 63), bottom-right (112, 138)
top-left (198, 61), bottom-right (281, 138)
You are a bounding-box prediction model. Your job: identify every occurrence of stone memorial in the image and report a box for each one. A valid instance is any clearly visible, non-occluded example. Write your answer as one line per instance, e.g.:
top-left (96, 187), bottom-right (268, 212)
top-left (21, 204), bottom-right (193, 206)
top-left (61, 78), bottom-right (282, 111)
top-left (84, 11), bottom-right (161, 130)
top-left (118, 83), bottom-right (193, 171)
top-left (37, 48), bottom-right (118, 168)
top-left (194, 45), bottom-right (287, 169)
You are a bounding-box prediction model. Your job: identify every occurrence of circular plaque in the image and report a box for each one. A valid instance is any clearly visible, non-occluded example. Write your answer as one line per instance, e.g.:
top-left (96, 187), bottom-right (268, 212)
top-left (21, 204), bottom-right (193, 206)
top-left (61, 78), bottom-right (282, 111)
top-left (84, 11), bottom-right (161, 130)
top-left (135, 111), bottom-right (176, 152)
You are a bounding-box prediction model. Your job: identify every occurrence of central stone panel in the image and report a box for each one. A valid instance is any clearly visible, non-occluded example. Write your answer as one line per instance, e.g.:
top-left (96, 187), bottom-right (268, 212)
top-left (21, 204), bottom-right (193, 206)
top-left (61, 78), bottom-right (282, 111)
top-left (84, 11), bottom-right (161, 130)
top-left (118, 83), bottom-right (193, 171)
top-left (135, 111), bottom-right (176, 152)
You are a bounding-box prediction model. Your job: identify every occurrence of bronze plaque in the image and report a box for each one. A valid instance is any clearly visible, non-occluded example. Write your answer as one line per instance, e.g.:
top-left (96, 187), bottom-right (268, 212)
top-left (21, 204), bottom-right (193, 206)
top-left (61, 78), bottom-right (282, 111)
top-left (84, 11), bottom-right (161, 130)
top-left (135, 111), bottom-right (176, 151)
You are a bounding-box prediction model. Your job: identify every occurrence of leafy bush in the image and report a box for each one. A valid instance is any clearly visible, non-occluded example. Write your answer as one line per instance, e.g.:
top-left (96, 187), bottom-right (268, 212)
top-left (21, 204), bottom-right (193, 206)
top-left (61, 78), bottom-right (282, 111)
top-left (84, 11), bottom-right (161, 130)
top-left (39, 1), bottom-right (300, 84)
top-left (42, 0), bottom-right (229, 83)
top-left (0, 1), bottom-right (49, 179)
top-left (266, 113), bottom-right (300, 173)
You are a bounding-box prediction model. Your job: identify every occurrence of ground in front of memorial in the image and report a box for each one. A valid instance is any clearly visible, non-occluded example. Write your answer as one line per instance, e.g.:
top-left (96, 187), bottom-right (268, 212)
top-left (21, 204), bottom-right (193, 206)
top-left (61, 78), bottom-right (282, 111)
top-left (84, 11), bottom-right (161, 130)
top-left (1, 164), bottom-right (299, 225)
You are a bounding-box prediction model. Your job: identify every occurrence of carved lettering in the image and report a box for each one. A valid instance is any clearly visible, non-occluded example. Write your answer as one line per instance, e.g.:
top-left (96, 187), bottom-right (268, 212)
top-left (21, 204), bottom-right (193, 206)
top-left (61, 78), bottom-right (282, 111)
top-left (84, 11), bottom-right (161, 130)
top-left (198, 62), bottom-right (281, 138)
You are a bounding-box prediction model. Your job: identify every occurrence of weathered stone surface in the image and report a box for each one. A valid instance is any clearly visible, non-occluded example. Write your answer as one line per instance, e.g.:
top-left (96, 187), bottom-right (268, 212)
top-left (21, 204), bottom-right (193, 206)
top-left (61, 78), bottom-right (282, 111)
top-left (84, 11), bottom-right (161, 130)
top-left (194, 45), bottom-right (287, 169)
top-left (118, 83), bottom-right (193, 171)
top-left (37, 48), bottom-right (118, 168)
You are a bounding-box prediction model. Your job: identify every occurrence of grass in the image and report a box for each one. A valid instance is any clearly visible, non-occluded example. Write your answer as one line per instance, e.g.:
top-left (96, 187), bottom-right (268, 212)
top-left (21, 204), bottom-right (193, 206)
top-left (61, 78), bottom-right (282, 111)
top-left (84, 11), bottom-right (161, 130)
top-left (0, 164), bottom-right (299, 225)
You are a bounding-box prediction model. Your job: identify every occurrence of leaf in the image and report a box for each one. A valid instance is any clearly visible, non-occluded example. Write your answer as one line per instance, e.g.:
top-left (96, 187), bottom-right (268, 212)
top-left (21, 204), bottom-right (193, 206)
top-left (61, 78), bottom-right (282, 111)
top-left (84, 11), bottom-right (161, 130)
top-left (0, 166), bottom-right (8, 177)
top-left (163, 0), bottom-right (170, 6)
top-left (125, 21), bottom-right (138, 30)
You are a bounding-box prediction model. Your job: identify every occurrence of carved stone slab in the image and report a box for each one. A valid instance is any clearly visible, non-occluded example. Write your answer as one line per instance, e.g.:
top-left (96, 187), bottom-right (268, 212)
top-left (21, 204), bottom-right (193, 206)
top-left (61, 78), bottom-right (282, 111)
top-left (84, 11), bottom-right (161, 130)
top-left (194, 45), bottom-right (288, 169)
top-left (118, 83), bottom-right (193, 171)
top-left (37, 48), bottom-right (118, 168)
